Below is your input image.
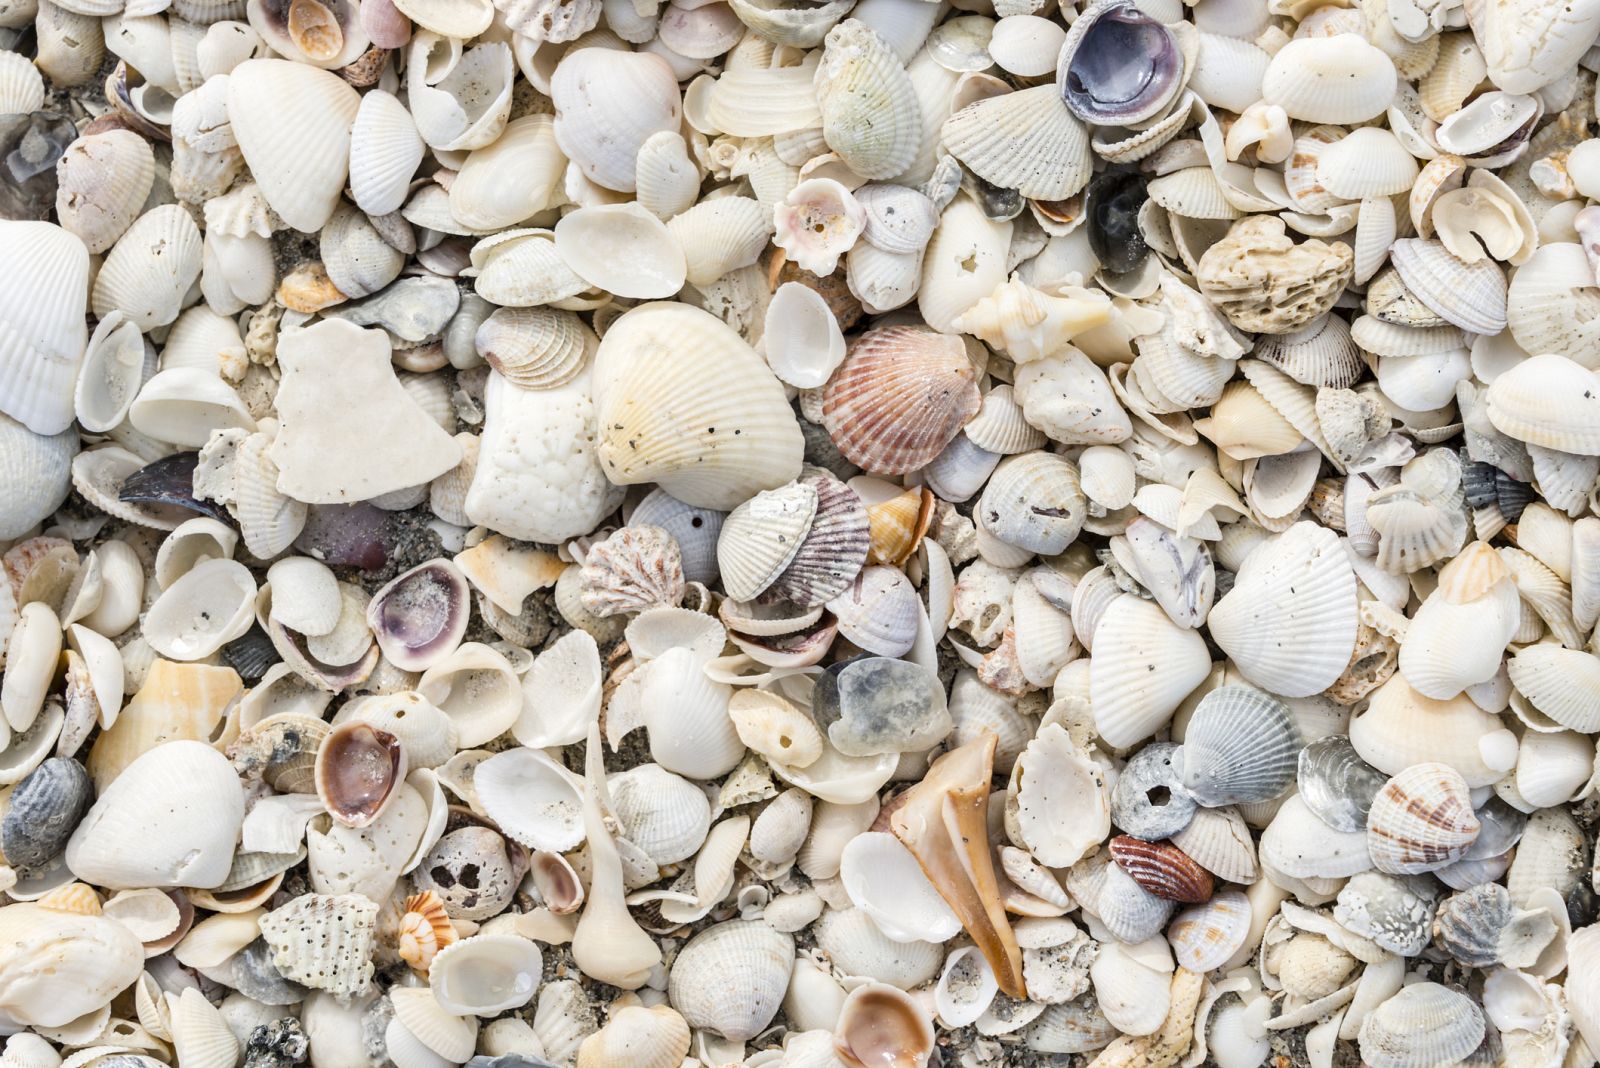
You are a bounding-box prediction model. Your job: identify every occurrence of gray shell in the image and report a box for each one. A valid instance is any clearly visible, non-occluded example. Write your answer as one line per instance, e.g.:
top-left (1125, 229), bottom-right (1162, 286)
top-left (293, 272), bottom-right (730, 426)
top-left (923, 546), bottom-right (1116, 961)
top-left (1110, 742), bottom-right (1195, 840)
top-left (231, 937), bottom-right (312, 1006)
top-left (1433, 884), bottom-right (1514, 968)
top-left (1, 756), bottom-right (94, 875)
top-left (413, 826), bottom-right (523, 921)
top-left (1179, 685), bottom-right (1301, 807)
top-left (1297, 735), bottom-right (1388, 832)
top-left (814, 656), bottom-right (951, 756)
top-left (1333, 871), bottom-right (1438, 957)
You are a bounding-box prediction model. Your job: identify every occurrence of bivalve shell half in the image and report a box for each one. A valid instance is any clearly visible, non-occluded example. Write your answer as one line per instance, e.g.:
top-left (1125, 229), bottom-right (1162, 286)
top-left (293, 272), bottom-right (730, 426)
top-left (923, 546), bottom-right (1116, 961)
top-left (551, 48), bottom-right (681, 194)
top-left (822, 325), bottom-right (980, 475)
top-left (815, 19), bottom-right (922, 180)
top-left (1485, 354), bottom-right (1600, 456)
top-left (1179, 685), bottom-right (1301, 806)
top-left (227, 59), bottom-right (360, 232)
top-left (428, 933), bottom-right (542, 1016)
top-left (717, 481), bottom-right (819, 602)
top-left (91, 205), bottom-right (204, 332)
top-left (1358, 982), bottom-right (1484, 1068)
top-left (1261, 34), bottom-right (1398, 123)
top-left (942, 85), bottom-right (1092, 202)
top-left (666, 920), bottom-right (795, 1041)
top-left (1366, 762), bottom-right (1480, 875)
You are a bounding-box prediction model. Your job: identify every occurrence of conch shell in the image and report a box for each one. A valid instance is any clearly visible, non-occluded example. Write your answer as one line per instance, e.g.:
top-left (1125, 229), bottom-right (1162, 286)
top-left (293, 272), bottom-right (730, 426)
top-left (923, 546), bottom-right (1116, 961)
top-left (952, 274), bottom-right (1112, 364)
top-left (888, 733), bottom-right (1025, 997)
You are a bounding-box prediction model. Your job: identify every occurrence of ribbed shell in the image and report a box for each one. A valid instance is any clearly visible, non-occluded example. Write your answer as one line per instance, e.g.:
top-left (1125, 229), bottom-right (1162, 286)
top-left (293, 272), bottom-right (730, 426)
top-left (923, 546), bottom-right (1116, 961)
top-left (630, 490), bottom-right (725, 587)
top-left (717, 481), bottom-right (818, 602)
top-left (977, 452), bottom-right (1085, 556)
top-left (1506, 642), bottom-right (1600, 732)
top-left (0, 222), bottom-right (90, 437)
top-left (1090, 597), bottom-right (1211, 749)
top-left (1255, 313), bottom-right (1363, 389)
top-left (0, 414), bottom-right (77, 540)
top-left (1167, 889), bottom-right (1251, 972)
top-left (593, 303), bottom-right (805, 510)
top-left (609, 763), bottom-right (712, 866)
top-left (765, 469), bottom-right (871, 607)
top-left (1358, 982), bottom-right (1484, 1068)
top-left (1179, 685), bottom-right (1300, 807)
top-left (1206, 521), bottom-right (1358, 698)
top-left (1366, 762), bottom-right (1480, 875)
top-left (666, 920), bottom-right (795, 1041)
top-left (1106, 836), bottom-right (1213, 902)
top-left (1389, 237), bottom-right (1508, 335)
top-left (55, 129), bottom-right (156, 255)
top-left (941, 84), bottom-right (1092, 201)
top-left (964, 385), bottom-right (1046, 455)
top-left (1432, 883), bottom-right (1518, 967)
top-left (822, 325), bottom-right (980, 475)
top-left (1486, 354), bottom-right (1600, 456)
top-left (475, 306), bottom-right (590, 391)
top-left (228, 59), bottom-right (361, 232)
top-left (666, 197), bottom-right (773, 288)
top-left (815, 20), bottom-right (922, 180)
top-left (1092, 858), bottom-right (1175, 943)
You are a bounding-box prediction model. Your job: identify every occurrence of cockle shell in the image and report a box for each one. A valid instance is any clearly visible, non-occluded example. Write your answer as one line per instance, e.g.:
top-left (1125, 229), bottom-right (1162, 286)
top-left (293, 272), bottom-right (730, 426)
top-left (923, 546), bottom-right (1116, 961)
top-left (1179, 685), bottom-right (1301, 806)
top-left (0, 221), bottom-right (90, 437)
top-left (815, 19), bottom-right (921, 180)
top-left (227, 59), bottom-right (359, 232)
top-left (667, 920), bottom-right (795, 1041)
top-left (552, 48), bottom-right (681, 194)
top-left (1358, 982), bottom-right (1484, 1068)
top-left (0, 903), bottom-right (144, 1027)
top-left (1366, 762), bottom-right (1480, 875)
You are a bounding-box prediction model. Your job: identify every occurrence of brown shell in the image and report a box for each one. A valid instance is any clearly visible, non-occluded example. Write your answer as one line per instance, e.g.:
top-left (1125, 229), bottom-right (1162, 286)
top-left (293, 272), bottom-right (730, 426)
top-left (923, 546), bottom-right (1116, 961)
top-left (398, 890), bottom-right (457, 973)
top-left (314, 721), bottom-right (407, 827)
top-left (764, 469), bottom-right (870, 608)
top-left (821, 326), bottom-right (981, 475)
top-left (866, 486), bottom-right (935, 567)
top-left (1108, 835), bottom-right (1215, 903)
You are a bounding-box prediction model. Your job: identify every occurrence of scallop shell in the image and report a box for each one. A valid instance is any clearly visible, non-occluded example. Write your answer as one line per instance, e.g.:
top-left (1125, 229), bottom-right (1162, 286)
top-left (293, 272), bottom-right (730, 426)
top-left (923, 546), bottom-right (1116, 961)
top-left (1366, 762), bottom-right (1480, 875)
top-left (1179, 685), bottom-right (1301, 806)
top-left (1090, 594), bottom-right (1210, 749)
top-left (1168, 888), bottom-right (1251, 973)
top-left (1485, 354), bottom-right (1600, 456)
top-left (594, 302), bottom-right (804, 510)
top-left (1106, 836), bottom-right (1212, 903)
top-left (1207, 522), bottom-right (1358, 698)
top-left (718, 481), bottom-right (819, 602)
top-left (822, 325), bottom-right (980, 475)
top-left (764, 469), bottom-right (871, 607)
top-left (815, 19), bottom-right (922, 180)
top-left (1358, 982), bottom-right (1484, 1068)
top-left (1505, 642), bottom-right (1600, 733)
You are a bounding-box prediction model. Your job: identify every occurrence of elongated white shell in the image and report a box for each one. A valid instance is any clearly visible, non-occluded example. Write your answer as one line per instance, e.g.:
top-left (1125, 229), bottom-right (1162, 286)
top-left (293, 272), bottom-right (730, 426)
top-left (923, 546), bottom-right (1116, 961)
top-left (0, 221), bottom-right (90, 437)
top-left (227, 59), bottom-right (360, 232)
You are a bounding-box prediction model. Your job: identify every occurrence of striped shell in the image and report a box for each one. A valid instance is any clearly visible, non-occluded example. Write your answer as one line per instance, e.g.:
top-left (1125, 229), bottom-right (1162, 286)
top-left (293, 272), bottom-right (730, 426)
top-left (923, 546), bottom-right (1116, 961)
top-left (1178, 685), bottom-right (1301, 807)
top-left (763, 469), bottom-right (871, 608)
top-left (1366, 762), bottom-right (1480, 875)
top-left (1106, 836), bottom-right (1213, 903)
top-left (822, 325), bottom-right (980, 475)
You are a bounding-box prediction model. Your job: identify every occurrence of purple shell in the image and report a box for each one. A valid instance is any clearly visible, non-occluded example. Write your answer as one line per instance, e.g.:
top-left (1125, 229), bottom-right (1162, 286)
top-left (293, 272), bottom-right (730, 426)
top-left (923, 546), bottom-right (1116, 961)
top-left (119, 451), bottom-right (232, 522)
top-left (365, 559), bottom-right (471, 671)
top-left (1057, 0), bottom-right (1182, 127)
top-left (294, 503), bottom-right (395, 570)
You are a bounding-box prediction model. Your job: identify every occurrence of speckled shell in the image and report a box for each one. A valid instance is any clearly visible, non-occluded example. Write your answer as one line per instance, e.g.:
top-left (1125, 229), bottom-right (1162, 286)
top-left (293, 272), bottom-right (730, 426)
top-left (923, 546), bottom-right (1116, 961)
top-left (666, 920), bottom-right (795, 1041)
top-left (1366, 763), bottom-right (1480, 875)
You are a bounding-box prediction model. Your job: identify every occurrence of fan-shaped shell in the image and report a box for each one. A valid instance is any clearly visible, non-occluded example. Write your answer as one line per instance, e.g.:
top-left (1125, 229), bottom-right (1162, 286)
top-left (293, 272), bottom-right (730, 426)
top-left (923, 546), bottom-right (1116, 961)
top-left (227, 59), bottom-right (360, 232)
top-left (815, 19), bottom-right (922, 180)
top-left (822, 325), bottom-right (980, 475)
top-left (1366, 762), bottom-right (1480, 875)
top-left (667, 920), bottom-right (795, 1041)
top-left (1358, 982), bottom-right (1484, 1068)
top-left (942, 85), bottom-right (1092, 202)
top-left (1179, 685), bottom-right (1300, 806)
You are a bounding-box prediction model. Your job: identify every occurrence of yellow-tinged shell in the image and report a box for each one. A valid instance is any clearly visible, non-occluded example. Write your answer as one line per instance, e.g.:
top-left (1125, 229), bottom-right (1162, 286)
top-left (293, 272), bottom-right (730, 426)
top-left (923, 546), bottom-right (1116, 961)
top-left (593, 303), bottom-right (804, 510)
top-left (399, 890), bottom-right (458, 973)
top-left (36, 882), bottom-right (102, 915)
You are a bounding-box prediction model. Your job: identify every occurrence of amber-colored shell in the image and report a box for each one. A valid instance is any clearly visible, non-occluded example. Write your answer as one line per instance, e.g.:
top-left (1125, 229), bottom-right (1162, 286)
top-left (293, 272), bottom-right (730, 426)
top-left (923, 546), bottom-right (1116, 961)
top-left (37, 882), bottom-right (103, 915)
top-left (866, 486), bottom-right (935, 567)
top-left (398, 890), bottom-right (458, 973)
top-left (1107, 835), bottom-right (1215, 903)
top-left (822, 327), bottom-right (981, 475)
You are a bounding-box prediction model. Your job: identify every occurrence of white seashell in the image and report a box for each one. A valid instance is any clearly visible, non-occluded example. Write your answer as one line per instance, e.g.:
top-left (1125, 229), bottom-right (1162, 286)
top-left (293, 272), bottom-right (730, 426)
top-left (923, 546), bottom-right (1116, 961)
top-left (0, 222), bottom-right (90, 437)
top-left (1090, 594), bottom-right (1210, 748)
top-left (1506, 243), bottom-right (1600, 369)
top-left (407, 35), bottom-right (514, 152)
top-left (1008, 723), bottom-right (1108, 866)
top-left (166, 988), bottom-right (238, 1068)
top-left (428, 934), bottom-right (542, 1016)
top-left (1350, 673), bottom-right (1513, 787)
top-left (417, 642), bottom-right (522, 748)
top-left (667, 920), bottom-right (795, 1041)
top-left (839, 831), bottom-right (963, 943)
top-left (1208, 521), bottom-right (1357, 698)
top-left (667, 196), bottom-right (772, 287)
top-left (1486, 354), bottom-right (1600, 456)
top-left (227, 59), bottom-right (359, 233)
top-left (773, 177), bottom-right (865, 277)
top-left (635, 130), bottom-right (701, 220)
top-left (1261, 34), bottom-right (1398, 123)
top-left (763, 282), bottom-right (847, 389)
top-left (554, 203), bottom-right (687, 300)
top-left (1089, 941), bottom-right (1171, 1038)
top-left (639, 646), bottom-right (744, 779)
top-left (593, 302), bottom-right (803, 510)
top-left (815, 19), bottom-right (922, 180)
top-left (65, 741), bottom-right (243, 890)
top-left (144, 558), bottom-right (256, 661)
top-left (552, 48), bottom-right (681, 194)
top-left (128, 368), bottom-right (255, 449)
top-left (919, 196), bottom-right (1012, 333)
top-left (55, 129), bottom-right (156, 255)
top-left (942, 85), bottom-right (1092, 202)
top-left (1358, 982), bottom-right (1484, 1068)
top-left (0, 904), bottom-right (144, 1028)
top-left (512, 629), bottom-right (601, 748)
top-left (1316, 127), bottom-right (1419, 199)
top-left (1398, 541), bottom-right (1520, 699)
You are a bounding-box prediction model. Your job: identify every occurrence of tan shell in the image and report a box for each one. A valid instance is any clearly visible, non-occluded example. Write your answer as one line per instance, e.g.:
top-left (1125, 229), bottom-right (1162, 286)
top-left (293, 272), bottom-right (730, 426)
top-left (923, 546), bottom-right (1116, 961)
top-left (1195, 215), bottom-right (1354, 334)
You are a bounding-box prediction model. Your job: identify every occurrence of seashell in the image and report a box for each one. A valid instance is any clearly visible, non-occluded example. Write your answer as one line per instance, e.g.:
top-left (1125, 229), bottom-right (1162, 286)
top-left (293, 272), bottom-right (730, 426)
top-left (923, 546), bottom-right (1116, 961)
top-left (398, 890), bottom-right (457, 973)
top-left (428, 933), bottom-right (541, 1016)
top-left (814, 20), bottom-right (921, 181)
top-left (256, 893), bottom-right (377, 998)
top-left (1505, 642), bottom-right (1600, 733)
top-left (554, 203), bottom-right (687, 301)
top-left (512, 629), bottom-right (601, 749)
top-left (55, 130), bottom-right (156, 255)
top-left (1260, 794), bottom-right (1375, 883)
top-left (1168, 888), bottom-right (1252, 972)
top-left (346, 90), bottom-right (425, 219)
top-left (1505, 243), bottom-right (1600, 369)
top-left (1179, 685), bottom-right (1300, 806)
top-left (366, 560), bottom-right (469, 674)
top-left (749, 787), bottom-right (814, 869)
top-left (1262, 34), bottom-right (1397, 123)
top-left (918, 195), bottom-right (1012, 334)
top-left (1388, 237), bottom-right (1507, 336)
top-left (822, 326), bottom-right (980, 475)
top-left (1207, 522), bottom-right (1358, 698)
top-left (474, 747), bottom-right (584, 852)
top-left (0, 903), bottom-right (144, 1028)
top-left (551, 48), bottom-right (681, 194)
top-left (943, 86), bottom-right (1092, 203)
top-left (977, 452), bottom-right (1084, 557)
top-left (1088, 941), bottom-right (1171, 1038)
top-left (315, 720), bottom-right (405, 829)
top-left (718, 482), bottom-right (819, 602)
top-left (227, 59), bottom-right (359, 232)
top-left (1366, 762), bottom-right (1480, 875)
top-left (0, 224), bottom-right (89, 440)
top-left (1107, 836), bottom-right (1212, 903)
top-left (1334, 870), bottom-right (1437, 957)
top-left (1295, 734), bottom-right (1389, 834)
top-left (406, 35), bottom-right (513, 152)
top-left (953, 279), bottom-right (1109, 371)
top-left (825, 567), bottom-right (920, 658)
top-left (1057, 0), bottom-right (1183, 126)
top-left (594, 302), bottom-right (804, 510)
top-left (1399, 540), bottom-right (1520, 699)
top-left (813, 654), bottom-right (949, 758)
top-left (1169, 804), bottom-right (1256, 883)
top-left (1316, 128), bottom-right (1419, 200)
top-left (166, 987), bottom-right (239, 1068)
top-left (411, 822), bottom-right (523, 923)
top-left (774, 178), bottom-right (866, 278)
top-left (667, 197), bottom-right (771, 288)
top-left (609, 763), bottom-right (713, 866)
top-left (142, 557), bottom-right (257, 663)
top-left (839, 831), bottom-right (963, 943)
top-left (1008, 722), bottom-right (1108, 867)
top-left (1485, 354), bottom-right (1600, 456)
top-left (833, 983), bottom-right (935, 1068)
top-left (579, 525), bottom-right (686, 617)
top-left (763, 469), bottom-right (870, 607)
top-left (763, 282), bottom-right (849, 391)
top-left (1090, 595), bottom-right (1210, 749)
top-left (577, 1005), bottom-right (689, 1068)
top-left (813, 905), bottom-right (943, 988)
top-left (1358, 982), bottom-right (1484, 1068)
top-left (1195, 215), bottom-right (1354, 335)
top-left (667, 920), bottom-right (795, 1040)
top-left (65, 741), bottom-right (243, 890)
top-left (2, 757), bottom-right (94, 878)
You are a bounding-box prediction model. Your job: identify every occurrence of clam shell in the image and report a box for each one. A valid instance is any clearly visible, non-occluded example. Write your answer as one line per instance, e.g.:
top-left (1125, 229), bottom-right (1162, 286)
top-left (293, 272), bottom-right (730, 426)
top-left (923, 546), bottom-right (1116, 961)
top-left (826, 566), bottom-right (920, 658)
top-left (474, 747), bottom-right (584, 853)
top-left (1261, 34), bottom-right (1398, 123)
top-left (822, 325), bottom-right (980, 475)
top-left (765, 469), bottom-right (871, 607)
top-left (977, 452), bottom-right (1084, 556)
top-left (1, 757), bottom-right (94, 877)
top-left (551, 48), bottom-right (681, 194)
top-left (1106, 836), bottom-right (1212, 902)
top-left (1296, 734), bottom-right (1388, 833)
top-left (1388, 237), bottom-right (1507, 336)
top-left (835, 983), bottom-right (936, 1068)
top-left (1057, 0), bottom-right (1184, 126)
top-left (594, 302), bottom-right (804, 510)
top-left (0, 904), bottom-right (144, 1028)
top-left (1090, 595), bottom-right (1210, 749)
top-left (347, 91), bottom-right (426, 220)
top-left (314, 720), bottom-right (406, 828)
top-left (1357, 982), bottom-right (1484, 1068)
top-left (227, 59), bottom-right (359, 232)
top-left (815, 19), bottom-right (922, 180)
top-left (839, 831), bottom-right (963, 943)
top-left (717, 481), bottom-right (819, 602)
top-left (666, 920), bottom-right (794, 1041)
top-left (366, 560), bottom-right (469, 674)
top-left (1505, 642), bottom-right (1600, 733)
top-left (1179, 685), bottom-right (1301, 806)
top-left (1256, 313), bottom-right (1363, 390)
top-left (418, 642), bottom-right (522, 749)
top-left (144, 558), bottom-right (257, 661)
top-left (55, 129), bottom-right (156, 254)
top-left (942, 85), bottom-right (1092, 202)
top-left (0, 222), bottom-right (89, 438)
top-left (1366, 762), bottom-right (1480, 875)
top-left (1485, 353), bottom-right (1600, 456)
top-left (1168, 888), bottom-right (1251, 972)
top-left (428, 934), bottom-right (541, 1016)
top-left (1169, 805), bottom-right (1257, 883)
top-left (554, 203), bottom-right (687, 301)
